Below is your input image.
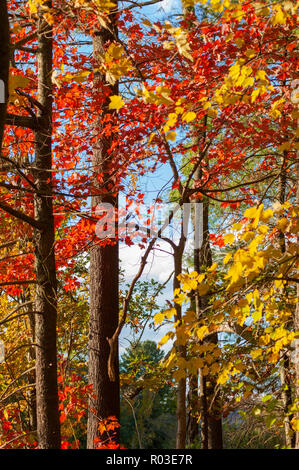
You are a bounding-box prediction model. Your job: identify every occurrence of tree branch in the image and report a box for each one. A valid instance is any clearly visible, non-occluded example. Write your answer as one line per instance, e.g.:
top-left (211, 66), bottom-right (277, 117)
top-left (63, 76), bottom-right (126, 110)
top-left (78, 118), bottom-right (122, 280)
top-left (0, 200), bottom-right (42, 229)
top-left (6, 112), bottom-right (37, 130)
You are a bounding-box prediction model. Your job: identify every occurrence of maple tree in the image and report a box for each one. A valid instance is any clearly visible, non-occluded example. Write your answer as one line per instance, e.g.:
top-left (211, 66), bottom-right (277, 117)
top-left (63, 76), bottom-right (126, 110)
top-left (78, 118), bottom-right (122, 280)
top-left (0, 0), bottom-right (298, 450)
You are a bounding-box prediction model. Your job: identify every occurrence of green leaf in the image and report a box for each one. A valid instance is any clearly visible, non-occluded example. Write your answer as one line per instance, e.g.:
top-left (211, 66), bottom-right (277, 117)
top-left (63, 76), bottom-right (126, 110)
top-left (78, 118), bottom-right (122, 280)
top-left (262, 394), bottom-right (272, 403)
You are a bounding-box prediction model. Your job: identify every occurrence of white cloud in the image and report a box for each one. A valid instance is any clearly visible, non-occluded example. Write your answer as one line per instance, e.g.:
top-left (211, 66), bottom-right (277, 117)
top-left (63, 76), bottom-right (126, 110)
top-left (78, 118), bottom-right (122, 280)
top-left (119, 236), bottom-right (193, 355)
top-left (120, 240), bottom-right (174, 283)
top-left (119, 240), bottom-right (174, 354)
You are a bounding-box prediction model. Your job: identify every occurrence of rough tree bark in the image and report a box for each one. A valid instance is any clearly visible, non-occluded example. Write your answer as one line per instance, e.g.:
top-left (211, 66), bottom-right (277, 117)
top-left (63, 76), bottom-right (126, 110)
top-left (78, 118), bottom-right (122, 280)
top-left (22, 289), bottom-right (37, 434)
top-left (196, 198), bottom-right (223, 449)
top-left (33, 2), bottom-right (61, 448)
top-left (87, 14), bottom-right (120, 448)
top-left (277, 154), bottom-right (295, 448)
top-left (295, 147), bottom-right (299, 449)
top-left (186, 373), bottom-right (199, 447)
top-left (174, 243), bottom-right (187, 449)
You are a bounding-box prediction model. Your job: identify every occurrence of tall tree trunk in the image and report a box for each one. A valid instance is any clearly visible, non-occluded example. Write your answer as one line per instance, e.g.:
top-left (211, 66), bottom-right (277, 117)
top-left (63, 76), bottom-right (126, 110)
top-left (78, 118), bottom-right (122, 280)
top-left (22, 288), bottom-right (37, 433)
top-left (280, 356), bottom-right (294, 448)
top-left (278, 154), bottom-right (295, 448)
top-left (87, 16), bottom-right (120, 449)
top-left (194, 197), bottom-right (223, 449)
top-left (205, 333), bottom-right (223, 449)
top-left (193, 198), bottom-right (208, 449)
top-left (186, 373), bottom-right (199, 447)
top-left (0, 0), bottom-right (10, 150)
top-left (174, 246), bottom-right (187, 449)
top-left (199, 366), bottom-right (209, 448)
top-left (295, 149), bottom-right (299, 449)
top-left (34, 2), bottom-right (61, 448)
top-left (28, 311), bottom-right (37, 433)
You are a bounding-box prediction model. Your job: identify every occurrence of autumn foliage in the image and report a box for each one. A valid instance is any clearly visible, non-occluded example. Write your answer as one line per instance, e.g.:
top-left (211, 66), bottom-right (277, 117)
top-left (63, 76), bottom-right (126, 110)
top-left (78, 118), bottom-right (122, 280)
top-left (0, 0), bottom-right (298, 449)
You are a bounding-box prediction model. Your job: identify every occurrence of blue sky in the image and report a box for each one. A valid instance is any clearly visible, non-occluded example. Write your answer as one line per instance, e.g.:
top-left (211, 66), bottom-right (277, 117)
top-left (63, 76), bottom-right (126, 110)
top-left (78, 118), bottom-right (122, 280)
top-left (118, 0), bottom-right (203, 354)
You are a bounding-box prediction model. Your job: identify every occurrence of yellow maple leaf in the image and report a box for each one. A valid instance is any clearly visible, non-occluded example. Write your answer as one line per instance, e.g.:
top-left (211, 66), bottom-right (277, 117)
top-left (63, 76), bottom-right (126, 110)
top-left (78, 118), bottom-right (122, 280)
top-left (252, 307), bottom-right (263, 323)
top-left (225, 261), bottom-right (243, 284)
top-left (8, 74), bottom-right (31, 105)
top-left (196, 325), bottom-right (208, 340)
top-left (244, 206), bottom-right (257, 219)
top-left (257, 224), bottom-right (269, 235)
top-left (164, 113), bottom-right (177, 132)
top-left (256, 70), bottom-right (267, 82)
top-left (158, 334), bottom-right (170, 347)
top-left (260, 208), bottom-right (273, 222)
top-left (166, 131), bottom-right (177, 141)
top-left (165, 307), bottom-right (176, 319)
top-left (241, 231), bottom-right (255, 242)
top-left (210, 362), bottom-right (221, 374)
top-left (197, 284), bottom-right (209, 296)
top-left (251, 88), bottom-right (260, 103)
top-left (272, 7), bottom-right (286, 26)
top-left (109, 95), bottom-right (125, 110)
top-left (148, 132), bottom-right (155, 143)
top-left (251, 348), bottom-right (263, 359)
top-left (196, 273), bottom-right (205, 283)
top-left (224, 233), bottom-right (235, 245)
top-left (291, 418), bottom-right (299, 432)
top-left (182, 111), bottom-right (196, 123)
top-left (277, 217), bottom-right (289, 232)
top-left (217, 369), bottom-right (230, 385)
top-left (154, 312), bottom-right (165, 325)
top-left (192, 357), bottom-right (204, 369)
top-left (223, 252), bottom-right (232, 265)
top-left (208, 263), bottom-right (218, 272)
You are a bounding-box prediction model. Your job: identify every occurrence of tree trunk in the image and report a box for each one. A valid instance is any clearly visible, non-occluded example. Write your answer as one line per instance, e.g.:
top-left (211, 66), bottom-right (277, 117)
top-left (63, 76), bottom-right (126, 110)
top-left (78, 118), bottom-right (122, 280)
top-left (194, 197), bottom-right (223, 449)
top-left (87, 18), bottom-right (120, 449)
top-left (205, 332), bottom-right (223, 449)
top-left (199, 366), bottom-right (208, 448)
top-left (186, 373), bottom-right (199, 447)
top-left (280, 356), bottom-right (294, 448)
top-left (278, 153), bottom-right (295, 448)
top-left (295, 150), bottom-right (299, 449)
top-left (22, 288), bottom-right (37, 433)
top-left (174, 248), bottom-right (187, 449)
top-left (0, 0), bottom-right (10, 149)
top-left (34, 2), bottom-right (61, 448)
